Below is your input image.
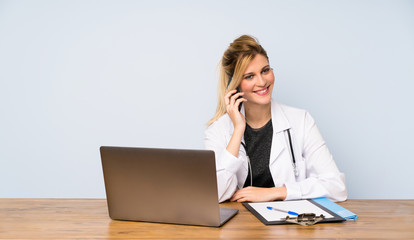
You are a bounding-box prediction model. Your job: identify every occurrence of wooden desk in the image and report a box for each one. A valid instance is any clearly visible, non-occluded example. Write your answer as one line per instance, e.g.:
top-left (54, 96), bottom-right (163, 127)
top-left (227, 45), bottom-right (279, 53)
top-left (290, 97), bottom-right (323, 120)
top-left (1, 199), bottom-right (413, 239)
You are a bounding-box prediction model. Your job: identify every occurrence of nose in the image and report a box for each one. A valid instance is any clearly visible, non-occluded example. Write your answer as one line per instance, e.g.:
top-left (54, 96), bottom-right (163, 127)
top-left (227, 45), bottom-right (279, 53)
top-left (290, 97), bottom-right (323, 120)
top-left (256, 73), bottom-right (266, 86)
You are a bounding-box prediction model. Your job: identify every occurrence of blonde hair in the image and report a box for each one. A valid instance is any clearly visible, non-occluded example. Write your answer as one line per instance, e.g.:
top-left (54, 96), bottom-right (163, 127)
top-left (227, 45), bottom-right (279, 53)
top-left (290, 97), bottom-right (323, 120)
top-left (207, 35), bottom-right (269, 126)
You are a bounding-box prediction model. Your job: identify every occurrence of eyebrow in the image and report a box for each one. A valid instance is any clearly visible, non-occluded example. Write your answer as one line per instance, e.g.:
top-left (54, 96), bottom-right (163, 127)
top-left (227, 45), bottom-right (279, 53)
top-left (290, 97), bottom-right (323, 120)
top-left (243, 65), bottom-right (270, 77)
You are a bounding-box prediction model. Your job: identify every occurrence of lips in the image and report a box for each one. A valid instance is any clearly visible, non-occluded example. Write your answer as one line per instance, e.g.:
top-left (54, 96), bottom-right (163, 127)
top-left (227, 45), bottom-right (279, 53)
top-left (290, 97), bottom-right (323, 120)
top-left (254, 86), bottom-right (269, 96)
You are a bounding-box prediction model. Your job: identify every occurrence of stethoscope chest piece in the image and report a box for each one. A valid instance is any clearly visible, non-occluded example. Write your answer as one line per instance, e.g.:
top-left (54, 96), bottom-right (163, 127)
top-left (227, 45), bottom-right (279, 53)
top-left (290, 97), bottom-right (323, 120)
top-left (293, 163), bottom-right (299, 177)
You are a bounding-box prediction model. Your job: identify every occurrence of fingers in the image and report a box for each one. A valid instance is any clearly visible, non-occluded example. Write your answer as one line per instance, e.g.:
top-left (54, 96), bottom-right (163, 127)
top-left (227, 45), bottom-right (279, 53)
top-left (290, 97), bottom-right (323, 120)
top-left (230, 194), bottom-right (242, 202)
top-left (224, 90), bottom-right (237, 106)
top-left (230, 187), bottom-right (253, 202)
top-left (230, 187), bottom-right (280, 202)
top-left (235, 97), bottom-right (247, 107)
top-left (229, 92), bottom-right (244, 106)
top-left (225, 90), bottom-right (245, 110)
top-left (224, 90), bottom-right (244, 105)
top-left (229, 189), bottom-right (239, 202)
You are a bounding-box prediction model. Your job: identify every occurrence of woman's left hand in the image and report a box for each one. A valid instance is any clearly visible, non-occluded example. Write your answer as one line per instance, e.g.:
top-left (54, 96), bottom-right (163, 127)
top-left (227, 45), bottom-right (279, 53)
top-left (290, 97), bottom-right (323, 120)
top-left (230, 186), bottom-right (287, 202)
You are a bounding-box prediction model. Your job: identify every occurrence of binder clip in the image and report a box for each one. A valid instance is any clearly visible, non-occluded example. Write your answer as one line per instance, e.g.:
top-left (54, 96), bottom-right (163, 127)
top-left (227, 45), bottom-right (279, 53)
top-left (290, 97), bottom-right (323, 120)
top-left (283, 213), bottom-right (325, 226)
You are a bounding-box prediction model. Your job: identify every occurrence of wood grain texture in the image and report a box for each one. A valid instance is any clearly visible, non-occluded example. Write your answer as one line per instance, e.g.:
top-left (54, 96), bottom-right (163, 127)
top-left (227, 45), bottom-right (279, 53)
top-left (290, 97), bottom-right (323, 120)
top-left (1, 199), bottom-right (413, 239)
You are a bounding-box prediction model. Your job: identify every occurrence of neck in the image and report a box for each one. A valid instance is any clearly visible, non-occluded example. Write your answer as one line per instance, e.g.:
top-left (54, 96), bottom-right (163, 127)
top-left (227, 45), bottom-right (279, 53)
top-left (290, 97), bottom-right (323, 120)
top-left (244, 102), bottom-right (272, 129)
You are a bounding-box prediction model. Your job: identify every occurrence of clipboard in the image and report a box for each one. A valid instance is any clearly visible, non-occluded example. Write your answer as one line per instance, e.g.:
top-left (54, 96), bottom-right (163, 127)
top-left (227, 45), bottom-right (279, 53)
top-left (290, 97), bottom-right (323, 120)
top-left (242, 199), bottom-right (346, 225)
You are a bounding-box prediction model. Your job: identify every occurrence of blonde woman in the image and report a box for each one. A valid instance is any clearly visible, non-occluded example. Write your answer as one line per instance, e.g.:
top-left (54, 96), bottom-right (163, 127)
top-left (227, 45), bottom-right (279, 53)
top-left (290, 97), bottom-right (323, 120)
top-left (205, 35), bottom-right (347, 203)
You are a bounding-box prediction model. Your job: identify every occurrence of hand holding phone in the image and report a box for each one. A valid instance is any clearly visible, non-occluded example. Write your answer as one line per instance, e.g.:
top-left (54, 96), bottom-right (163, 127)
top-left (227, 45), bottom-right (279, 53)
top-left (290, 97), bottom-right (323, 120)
top-left (225, 89), bottom-right (247, 130)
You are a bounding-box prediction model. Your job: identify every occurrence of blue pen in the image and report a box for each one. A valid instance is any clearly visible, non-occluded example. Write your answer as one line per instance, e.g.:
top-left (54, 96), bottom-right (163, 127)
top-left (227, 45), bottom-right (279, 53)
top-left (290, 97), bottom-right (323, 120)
top-left (266, 206), bottom-right (299, 216)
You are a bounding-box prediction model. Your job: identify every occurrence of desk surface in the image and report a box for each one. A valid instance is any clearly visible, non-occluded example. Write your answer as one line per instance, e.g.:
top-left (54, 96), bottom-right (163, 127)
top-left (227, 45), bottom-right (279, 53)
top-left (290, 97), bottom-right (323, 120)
top-left (1, 199), bottom-right (413, 239)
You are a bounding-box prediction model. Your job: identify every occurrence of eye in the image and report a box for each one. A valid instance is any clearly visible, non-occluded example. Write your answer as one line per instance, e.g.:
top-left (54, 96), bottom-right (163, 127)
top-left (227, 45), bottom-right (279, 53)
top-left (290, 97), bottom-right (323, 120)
top-left (244, 75), bottom-right (254, 80)
top-left (262, 68), bottom-right (270, 74)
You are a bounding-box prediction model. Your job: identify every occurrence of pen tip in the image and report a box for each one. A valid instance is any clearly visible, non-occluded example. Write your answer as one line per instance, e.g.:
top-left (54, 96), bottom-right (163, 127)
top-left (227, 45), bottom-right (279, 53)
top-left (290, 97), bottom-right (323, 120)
top-left (266, 206), bottom-right (272, 210)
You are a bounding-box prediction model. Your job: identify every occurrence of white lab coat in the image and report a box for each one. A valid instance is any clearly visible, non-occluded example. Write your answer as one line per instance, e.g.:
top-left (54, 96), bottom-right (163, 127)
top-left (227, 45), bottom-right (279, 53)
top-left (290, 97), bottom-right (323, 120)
top-left (204, 99), bottom-right (347, 203)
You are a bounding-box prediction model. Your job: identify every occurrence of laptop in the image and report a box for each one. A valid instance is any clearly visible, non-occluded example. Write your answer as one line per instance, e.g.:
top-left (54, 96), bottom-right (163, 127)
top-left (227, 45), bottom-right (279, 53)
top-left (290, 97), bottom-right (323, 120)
top-left (100, 146), bottom-right (238, 227)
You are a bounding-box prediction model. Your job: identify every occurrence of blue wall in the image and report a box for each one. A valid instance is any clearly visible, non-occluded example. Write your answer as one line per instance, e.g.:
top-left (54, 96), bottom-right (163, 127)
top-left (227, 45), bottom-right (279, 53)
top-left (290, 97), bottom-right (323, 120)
top-left (1, 0), bottom-right (413, 198)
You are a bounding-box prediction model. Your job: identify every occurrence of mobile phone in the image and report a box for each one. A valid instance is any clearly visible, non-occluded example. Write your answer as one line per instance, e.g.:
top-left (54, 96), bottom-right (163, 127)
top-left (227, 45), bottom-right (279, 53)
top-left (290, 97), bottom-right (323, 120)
top-left (236, 87), bottom-right (243, 111)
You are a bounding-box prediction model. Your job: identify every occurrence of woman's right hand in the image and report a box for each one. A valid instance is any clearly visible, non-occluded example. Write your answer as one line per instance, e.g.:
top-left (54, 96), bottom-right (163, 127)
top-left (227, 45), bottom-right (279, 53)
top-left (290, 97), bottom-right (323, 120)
top-left (224, 90), bottom-right (247, 131)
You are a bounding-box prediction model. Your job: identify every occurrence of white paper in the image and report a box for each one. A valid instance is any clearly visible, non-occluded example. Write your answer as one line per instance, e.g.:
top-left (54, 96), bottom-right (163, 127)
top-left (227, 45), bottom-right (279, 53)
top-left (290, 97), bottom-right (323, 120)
top-left (248, 200), bottom-right (333, 222)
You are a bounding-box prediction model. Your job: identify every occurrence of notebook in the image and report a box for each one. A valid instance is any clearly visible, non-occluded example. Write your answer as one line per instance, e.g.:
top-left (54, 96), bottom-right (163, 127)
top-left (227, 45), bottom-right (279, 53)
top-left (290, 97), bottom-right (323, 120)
top-left (100, 146), bottom-right (238, 227)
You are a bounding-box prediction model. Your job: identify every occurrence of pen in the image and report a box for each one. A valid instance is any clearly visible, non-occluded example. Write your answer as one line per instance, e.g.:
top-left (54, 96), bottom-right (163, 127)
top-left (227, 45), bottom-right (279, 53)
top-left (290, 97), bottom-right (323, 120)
top-left (266, 206), bottom-right (299, 216)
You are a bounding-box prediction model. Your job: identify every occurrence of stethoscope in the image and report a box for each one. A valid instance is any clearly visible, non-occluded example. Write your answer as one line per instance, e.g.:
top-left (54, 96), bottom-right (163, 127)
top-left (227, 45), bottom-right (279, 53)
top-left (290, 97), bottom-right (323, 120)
top-left (241, 128), bottom-right (298, 187)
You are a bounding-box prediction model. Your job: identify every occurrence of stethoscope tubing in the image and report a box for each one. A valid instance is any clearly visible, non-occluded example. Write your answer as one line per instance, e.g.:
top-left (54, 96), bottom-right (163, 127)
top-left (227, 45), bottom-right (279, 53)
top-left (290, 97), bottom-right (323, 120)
top-left (286, 128), bottom-right (296, 165)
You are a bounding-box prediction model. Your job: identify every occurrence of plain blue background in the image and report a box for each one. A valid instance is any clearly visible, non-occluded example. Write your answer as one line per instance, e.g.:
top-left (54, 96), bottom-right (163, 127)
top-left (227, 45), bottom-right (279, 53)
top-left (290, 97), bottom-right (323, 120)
top-left (1, 0), bottom-right (413, 198)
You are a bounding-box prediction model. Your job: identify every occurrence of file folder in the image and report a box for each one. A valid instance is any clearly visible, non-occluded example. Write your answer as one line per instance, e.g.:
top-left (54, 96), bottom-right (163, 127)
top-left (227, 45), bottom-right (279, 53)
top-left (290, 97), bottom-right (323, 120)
top-left (312, 197), bottom-right (357, 220)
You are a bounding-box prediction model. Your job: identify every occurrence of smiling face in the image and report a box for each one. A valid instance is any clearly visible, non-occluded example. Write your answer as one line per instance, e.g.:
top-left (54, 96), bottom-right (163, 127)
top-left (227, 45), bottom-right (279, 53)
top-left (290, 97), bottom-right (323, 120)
top-left (239, 54), bottom-right (274, 107)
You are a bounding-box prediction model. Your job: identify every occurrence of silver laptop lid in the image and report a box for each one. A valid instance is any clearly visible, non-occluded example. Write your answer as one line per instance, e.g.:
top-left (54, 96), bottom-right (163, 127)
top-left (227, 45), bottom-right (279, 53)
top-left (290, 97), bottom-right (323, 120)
top-left (100, 146), bottom-right (222, 226)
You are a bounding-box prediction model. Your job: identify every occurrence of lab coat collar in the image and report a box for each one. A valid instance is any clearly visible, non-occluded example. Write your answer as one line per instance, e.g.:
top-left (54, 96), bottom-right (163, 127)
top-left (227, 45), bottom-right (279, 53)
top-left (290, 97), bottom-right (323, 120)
top-left (270, 99), bottom-right (291, 133)
top-left (269, 99), bottom-right (291, 165)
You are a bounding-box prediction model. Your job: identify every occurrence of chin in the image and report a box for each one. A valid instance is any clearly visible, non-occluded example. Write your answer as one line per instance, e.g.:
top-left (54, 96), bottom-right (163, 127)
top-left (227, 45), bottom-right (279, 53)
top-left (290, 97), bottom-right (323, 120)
top-left (250, 96), bottom-right (272, 106)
